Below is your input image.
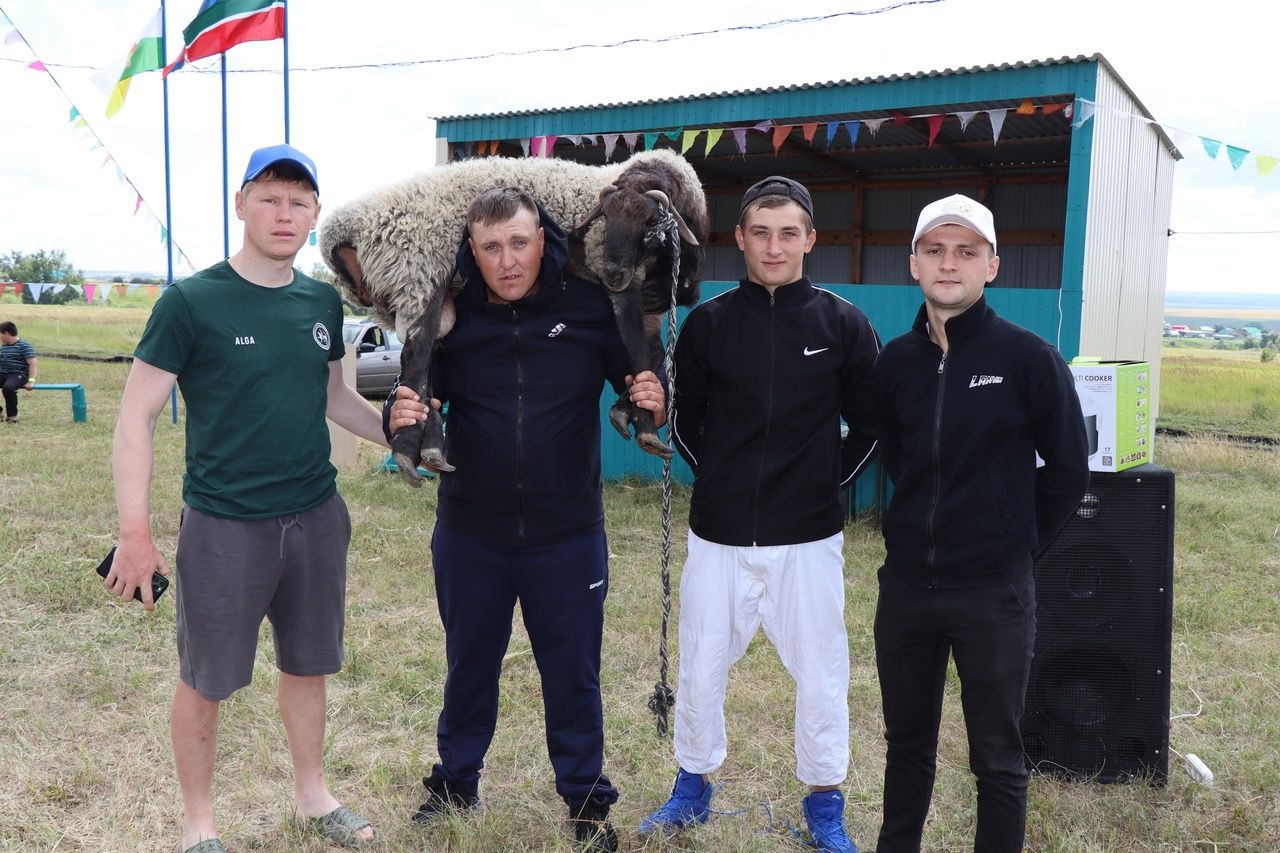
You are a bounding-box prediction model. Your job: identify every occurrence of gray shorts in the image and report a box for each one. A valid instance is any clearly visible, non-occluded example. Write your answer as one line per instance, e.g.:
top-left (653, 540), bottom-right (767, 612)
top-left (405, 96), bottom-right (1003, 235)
top-left (174, 492), bottom-right (352, 701)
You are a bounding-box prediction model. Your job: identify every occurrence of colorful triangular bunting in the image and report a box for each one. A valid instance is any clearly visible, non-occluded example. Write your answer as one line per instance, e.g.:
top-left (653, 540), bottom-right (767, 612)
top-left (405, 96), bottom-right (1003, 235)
top-left (926, 114), bottom-right (944, 147)
top-left (988, 109), bottom-right (1008, 145)
top-left (771, 125), bottom-right (792, 153)
top-left (1072, 100), bottom-right (1096, 128)
top-left (681, 130), bottom-right (699, 155)
top-left (705, 128), bottom-right (723, 154)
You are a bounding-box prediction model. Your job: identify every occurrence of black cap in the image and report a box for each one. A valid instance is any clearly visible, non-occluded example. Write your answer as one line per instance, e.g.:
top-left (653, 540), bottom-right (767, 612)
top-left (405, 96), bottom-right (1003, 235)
top-left (740, 176), bottom-right (813, 221)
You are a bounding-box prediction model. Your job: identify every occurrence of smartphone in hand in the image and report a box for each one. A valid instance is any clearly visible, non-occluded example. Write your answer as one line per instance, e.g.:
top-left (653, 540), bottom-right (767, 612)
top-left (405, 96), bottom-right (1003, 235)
top-left (96, 546), bottom-right (170, 604)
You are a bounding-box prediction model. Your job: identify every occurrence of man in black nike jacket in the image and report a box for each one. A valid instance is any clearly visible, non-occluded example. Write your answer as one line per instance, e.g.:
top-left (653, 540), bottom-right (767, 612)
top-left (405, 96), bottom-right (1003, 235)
top-left (641, 176), bottom-right (879, 853)
top-left (871, 194), bottom-right (1090, 853)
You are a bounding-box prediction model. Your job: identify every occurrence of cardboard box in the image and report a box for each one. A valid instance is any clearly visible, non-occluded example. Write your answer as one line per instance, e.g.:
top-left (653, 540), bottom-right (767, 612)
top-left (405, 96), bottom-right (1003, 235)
top-left (1070, 359), bottom-right (1151, 472)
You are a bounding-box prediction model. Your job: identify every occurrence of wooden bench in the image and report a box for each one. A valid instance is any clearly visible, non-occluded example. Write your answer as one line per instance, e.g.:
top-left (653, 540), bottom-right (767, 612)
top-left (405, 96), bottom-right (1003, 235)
top-left (32, 383), bottom-right (87, 422)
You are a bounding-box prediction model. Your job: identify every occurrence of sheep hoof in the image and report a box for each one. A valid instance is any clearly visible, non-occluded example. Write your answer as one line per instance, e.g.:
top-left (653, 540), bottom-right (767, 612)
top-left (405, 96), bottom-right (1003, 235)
top-left (638, 432), bottom-right (673, 460)
top-left (608, 407), bottom-right (633, 441)
top-left (393, 452), bottom-right (424, 488)
top-left (423, 448), bottom-right (455, 473)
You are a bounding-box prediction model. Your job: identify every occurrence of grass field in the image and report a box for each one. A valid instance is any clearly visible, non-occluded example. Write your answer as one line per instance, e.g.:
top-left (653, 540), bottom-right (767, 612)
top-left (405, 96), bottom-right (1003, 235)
top-left (1157, 343), bottom-right (1280, 439)
top-left (1, 306), bottom-right (1277, 851)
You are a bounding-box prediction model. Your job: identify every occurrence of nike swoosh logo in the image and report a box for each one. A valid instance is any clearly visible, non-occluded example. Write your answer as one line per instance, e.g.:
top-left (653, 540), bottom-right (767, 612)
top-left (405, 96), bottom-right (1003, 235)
top-left (803, 347), bottom-right (829, 356)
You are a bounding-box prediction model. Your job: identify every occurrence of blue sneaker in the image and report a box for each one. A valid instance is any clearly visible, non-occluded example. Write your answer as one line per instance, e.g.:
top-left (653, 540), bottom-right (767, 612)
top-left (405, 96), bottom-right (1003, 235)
top-left (802, 789), bottom-right (858, 853)
top-left (637, 768), bottom-right (713, 836)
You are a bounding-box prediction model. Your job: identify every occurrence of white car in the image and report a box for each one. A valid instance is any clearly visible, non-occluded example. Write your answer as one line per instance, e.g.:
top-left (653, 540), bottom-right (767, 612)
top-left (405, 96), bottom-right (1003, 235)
top-left (342, 319), bottom-right (402, 397)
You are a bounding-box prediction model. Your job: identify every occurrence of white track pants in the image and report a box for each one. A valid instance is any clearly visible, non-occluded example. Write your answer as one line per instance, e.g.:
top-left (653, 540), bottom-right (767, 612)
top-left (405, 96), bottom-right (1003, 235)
top-left (673, 529), bottom-right (850, 786)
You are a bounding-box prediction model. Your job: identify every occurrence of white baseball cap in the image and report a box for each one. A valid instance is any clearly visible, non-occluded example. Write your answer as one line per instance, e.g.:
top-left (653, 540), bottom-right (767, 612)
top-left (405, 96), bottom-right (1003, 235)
top-left (912, 194), bottom-right (997, 254)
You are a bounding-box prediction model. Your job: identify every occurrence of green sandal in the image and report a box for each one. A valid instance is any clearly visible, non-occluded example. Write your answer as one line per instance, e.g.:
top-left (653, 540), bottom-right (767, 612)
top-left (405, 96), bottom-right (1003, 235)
top-left (291, 805), bottom-right (377, 848)
top-left (178, 840), bottom-right (227, 853)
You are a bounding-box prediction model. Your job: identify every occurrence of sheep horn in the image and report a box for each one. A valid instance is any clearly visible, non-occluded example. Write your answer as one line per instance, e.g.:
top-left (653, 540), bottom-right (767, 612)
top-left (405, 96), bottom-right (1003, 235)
top-left (574, 185), bottom-right (618, 232)
top-left (644, 189), bottom-right (700, 247)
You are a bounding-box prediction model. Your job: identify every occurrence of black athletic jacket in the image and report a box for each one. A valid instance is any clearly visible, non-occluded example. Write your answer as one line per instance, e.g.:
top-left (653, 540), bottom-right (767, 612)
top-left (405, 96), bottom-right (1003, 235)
top-left (872, 296), bottom-right (1090, 588)
top-left (671, 277), bottom-right (880, 547)
top-left (384, 206), bottom-right (630, 547)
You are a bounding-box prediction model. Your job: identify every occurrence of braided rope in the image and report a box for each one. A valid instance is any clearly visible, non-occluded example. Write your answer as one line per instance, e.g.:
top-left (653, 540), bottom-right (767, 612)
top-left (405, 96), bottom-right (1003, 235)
top-left (646, 210), bottom-right (681, 737)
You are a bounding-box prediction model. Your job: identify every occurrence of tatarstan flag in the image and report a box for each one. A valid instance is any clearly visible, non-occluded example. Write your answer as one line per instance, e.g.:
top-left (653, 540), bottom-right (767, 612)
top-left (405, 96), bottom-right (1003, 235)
top-left (90, 9), bottom-right (164, 118)
top-left (164, 0), bottom-right (285, 77)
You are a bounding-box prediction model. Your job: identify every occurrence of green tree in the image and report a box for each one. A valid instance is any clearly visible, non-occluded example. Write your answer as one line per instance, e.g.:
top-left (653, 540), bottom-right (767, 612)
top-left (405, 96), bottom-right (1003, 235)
top-left (308, 262), bottom-right (335, 285)
top-left (2, 249), bottom-right (87, 304)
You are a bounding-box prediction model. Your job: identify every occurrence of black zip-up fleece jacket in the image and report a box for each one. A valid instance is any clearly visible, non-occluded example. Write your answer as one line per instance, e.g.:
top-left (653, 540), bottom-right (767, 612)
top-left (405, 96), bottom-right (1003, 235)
top-left (384, 205), bottom-right (630, 547)
top-left (671, 277), bottom-right (880, 547)
top-left (873, 296), bottom-right (1090, 588)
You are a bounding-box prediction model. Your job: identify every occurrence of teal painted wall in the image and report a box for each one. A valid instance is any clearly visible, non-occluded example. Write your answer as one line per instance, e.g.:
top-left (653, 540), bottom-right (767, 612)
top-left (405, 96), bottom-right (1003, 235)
top-left (1059, 63), bottom-right (1099, 362)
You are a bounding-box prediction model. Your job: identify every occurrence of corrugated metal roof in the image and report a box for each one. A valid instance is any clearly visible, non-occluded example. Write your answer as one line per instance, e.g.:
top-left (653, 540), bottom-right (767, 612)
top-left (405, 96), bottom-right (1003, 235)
top-left (434, 53), bottom-right (1141, 122)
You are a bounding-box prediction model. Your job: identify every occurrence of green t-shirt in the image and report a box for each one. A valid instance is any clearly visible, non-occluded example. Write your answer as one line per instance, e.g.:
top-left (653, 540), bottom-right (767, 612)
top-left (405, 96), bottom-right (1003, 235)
top-left (134, 261), bottom-right (345, 519)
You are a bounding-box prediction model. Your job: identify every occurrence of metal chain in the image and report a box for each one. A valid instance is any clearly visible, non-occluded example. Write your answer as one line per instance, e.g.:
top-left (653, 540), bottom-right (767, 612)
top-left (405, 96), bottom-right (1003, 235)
top-left (647, 210), bottom-right (680, 737)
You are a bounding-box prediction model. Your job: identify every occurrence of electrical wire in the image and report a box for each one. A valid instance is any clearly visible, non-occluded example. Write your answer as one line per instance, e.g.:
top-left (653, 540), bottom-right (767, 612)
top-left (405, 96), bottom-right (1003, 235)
top-left (1170, 230), bottom-right (1280, 236)
top-left (1170, 685), bottom-right (1204, 722)
top-left (0, 1), bottom-right (945, 73)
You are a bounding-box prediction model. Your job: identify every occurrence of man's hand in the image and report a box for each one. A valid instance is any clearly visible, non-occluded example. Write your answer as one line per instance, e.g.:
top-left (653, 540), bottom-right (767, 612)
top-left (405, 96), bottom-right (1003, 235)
top-left (388, 385), bottom-right (442, 432)
top-left (388, 386), bottom-right (445, 473)
top-left (105, 537), bottom-right (170, 612)
top-left (23, 379), bottom-right (33, 390)
top-left (626, 370), bottom-right (667, 428)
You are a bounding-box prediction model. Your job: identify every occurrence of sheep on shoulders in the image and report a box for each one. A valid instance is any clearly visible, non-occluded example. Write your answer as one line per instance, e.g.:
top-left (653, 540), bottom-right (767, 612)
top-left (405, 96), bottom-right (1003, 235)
top-left (320, 149), bottom-right (707, 484)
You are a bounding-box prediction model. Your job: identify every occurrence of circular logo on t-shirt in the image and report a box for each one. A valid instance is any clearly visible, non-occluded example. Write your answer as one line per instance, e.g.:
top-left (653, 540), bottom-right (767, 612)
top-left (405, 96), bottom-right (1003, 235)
top-left (313, 323), bottom-right (331, 351)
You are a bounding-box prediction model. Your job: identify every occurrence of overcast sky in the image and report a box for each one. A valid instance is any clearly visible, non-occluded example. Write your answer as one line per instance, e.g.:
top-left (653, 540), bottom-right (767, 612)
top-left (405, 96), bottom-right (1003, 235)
top-left (1, 0), bottom-right (1277, 294)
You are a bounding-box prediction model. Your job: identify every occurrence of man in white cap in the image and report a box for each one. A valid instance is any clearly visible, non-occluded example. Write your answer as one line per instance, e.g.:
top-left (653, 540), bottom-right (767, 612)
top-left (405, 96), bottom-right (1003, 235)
top-left (869, 194), bottom-right (1089, 852)
top-left (109, 144), bottom-right (386, 852)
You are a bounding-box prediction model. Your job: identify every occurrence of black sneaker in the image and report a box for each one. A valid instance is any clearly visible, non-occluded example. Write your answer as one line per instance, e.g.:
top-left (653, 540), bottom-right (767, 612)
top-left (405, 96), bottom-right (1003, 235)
top-left (569, 800), bottom-right (619, 852)
top-left (412, 770), bottom-right (479, 826)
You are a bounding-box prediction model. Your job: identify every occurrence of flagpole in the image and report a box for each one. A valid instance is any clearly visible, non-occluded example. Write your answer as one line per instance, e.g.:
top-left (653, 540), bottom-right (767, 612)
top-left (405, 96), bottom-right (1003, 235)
top-left (282, 0), bottom-right (290, 143)
top-left (161, 0), bottom-right (174, 287)
top-left (162, 0), bottom-right (178, 424)
top-left (221, 54), bottom-right (229, 257)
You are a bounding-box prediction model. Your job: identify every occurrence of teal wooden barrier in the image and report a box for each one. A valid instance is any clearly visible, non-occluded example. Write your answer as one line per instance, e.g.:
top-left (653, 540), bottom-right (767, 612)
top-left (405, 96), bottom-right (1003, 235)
top-left (600, 282), bottom-right (1070, 513)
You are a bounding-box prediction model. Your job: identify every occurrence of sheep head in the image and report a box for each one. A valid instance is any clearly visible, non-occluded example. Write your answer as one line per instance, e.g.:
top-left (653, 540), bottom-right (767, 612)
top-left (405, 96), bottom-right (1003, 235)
top-left (573, 157), bottom-right (703, 298)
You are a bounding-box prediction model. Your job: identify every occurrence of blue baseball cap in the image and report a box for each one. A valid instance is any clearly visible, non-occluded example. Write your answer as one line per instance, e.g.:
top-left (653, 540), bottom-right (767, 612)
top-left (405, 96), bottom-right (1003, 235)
top-left (241, 143), bottom-right (319, 194)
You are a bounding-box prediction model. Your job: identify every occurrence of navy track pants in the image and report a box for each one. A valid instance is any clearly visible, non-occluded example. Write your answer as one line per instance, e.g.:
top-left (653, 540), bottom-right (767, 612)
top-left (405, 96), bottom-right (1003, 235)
top-left (429, 522), bottom-right (618, 808)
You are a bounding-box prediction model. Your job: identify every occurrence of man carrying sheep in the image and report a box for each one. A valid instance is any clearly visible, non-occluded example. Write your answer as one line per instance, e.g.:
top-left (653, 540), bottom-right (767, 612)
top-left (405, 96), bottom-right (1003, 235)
top-left (640, 176), bottom-right (879, 852)
top-left (109, 144), bottom-right (386, 852)
top-left (386, 186), bottom-right (665, 852)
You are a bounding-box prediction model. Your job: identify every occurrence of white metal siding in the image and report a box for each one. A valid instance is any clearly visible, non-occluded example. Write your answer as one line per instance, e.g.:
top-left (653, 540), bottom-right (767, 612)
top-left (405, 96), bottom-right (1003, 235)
top-left (1080, 67), bottom-right (1175, 420)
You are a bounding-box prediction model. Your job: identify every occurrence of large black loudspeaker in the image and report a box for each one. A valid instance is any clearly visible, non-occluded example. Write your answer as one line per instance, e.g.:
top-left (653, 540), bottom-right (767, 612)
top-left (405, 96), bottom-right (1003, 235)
top-left (1021, 463), bottom-right (1174, 783)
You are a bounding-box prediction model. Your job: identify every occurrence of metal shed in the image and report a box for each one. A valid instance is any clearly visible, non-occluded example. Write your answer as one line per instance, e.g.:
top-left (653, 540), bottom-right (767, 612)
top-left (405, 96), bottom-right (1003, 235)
top-left (433, 54), bottom-right (1178, 507)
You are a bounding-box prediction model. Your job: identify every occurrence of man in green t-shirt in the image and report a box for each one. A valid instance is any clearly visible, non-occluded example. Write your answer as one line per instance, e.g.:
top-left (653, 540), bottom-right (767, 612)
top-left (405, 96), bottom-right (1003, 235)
top-left (107, 144), bottom-right (387, 852)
